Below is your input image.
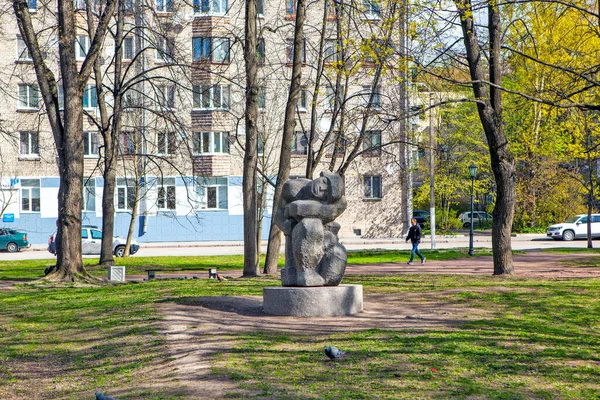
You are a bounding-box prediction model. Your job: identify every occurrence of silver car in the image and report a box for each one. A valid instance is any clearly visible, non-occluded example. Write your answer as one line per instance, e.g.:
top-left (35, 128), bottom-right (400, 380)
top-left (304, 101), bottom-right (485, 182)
top-left (48, 225), bottom-right (140, 257)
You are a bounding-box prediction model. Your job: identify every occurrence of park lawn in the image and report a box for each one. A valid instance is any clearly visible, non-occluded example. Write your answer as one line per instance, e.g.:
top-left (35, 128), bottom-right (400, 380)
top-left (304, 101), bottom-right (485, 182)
top-left (1, 273), bottom-right (599, 399)
top-left (0, 248), bottom-right (494, 281)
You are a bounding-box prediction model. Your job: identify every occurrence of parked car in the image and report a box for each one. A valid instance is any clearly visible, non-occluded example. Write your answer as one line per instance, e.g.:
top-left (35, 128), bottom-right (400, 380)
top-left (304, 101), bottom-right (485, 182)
top-left (0, 228), bottom-right (30, 252)
top-left (48, 225), bottom-right (140, 257)
top-left (546, 214), bottom-right (600, 241)
top-left (459, 211), bottom-right (493, 228)
top-left (413, 209), bottom-right (430, 227)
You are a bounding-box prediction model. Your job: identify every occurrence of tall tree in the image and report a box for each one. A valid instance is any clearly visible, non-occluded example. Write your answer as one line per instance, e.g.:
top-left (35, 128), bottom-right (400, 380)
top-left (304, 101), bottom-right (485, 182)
top-left (455, 0), bottom-right (515, 275)
top-left (243, 0), bottom-right (260, 276)
top-left (263, 0), bottom-right (307, 275)
top-left (14, 0), bottom-right (117, 281)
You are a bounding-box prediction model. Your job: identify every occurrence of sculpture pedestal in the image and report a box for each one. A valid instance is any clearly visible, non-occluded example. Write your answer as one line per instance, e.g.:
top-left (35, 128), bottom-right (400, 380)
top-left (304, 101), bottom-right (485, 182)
top-left (263, 284), bottom-right (363, 317)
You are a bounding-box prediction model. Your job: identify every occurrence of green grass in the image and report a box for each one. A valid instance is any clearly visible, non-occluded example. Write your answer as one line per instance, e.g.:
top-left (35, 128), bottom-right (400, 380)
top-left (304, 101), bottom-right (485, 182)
top-left (0, 248), bottom-right (494, 281)
top-left (543, 247), bottom-right (600, 254)
top-left (1, 254), bottom-right (599, 398)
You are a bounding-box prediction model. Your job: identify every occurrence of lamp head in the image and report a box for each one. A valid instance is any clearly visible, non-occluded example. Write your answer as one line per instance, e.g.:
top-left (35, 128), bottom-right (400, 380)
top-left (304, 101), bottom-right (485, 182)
top-left (468, 163), bottom-right (478, 178)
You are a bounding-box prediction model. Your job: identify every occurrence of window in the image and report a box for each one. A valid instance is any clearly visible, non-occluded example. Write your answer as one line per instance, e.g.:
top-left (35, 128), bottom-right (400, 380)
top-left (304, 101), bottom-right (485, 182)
top-left (20, 131), bottom-right (39, 156)
top-left (157, 132), bottom-right (177, 155)
top-left (285, 0), bottom-right (295, 16)
top-left (18, 84), bottom-right (39, 109)
top-left (193, 0), bottom-right (227, 14)
top-left (286, 38), bottom-right (306, 63)
top-left (155, 0), bottom-right (173, 12)
top-left (363, 130), bottom-right (381, 155)
top-left (28, 0), bottom-right (37, 10)
top-left (257, 0), bottom-right (264, 16)
top-left (192, 37), bottom-right (230, 63)
top-left (330, 134), bottom-right (347, 156)
top-left (193, 131), bottom-right (229, 154)
top-left (325, 85), bottom-right (343, 111)
top-left (122, 37), bottom-right (134, 60)
top-left (84, 131), bottom-right (100, 157)
top-left (116, 178), bottom-right (136, 210)
top-left (83, 85), bottom-right (98, 109)
top-left (157, 177), bottom-right (176, 210)
top-left (258, 86), bottom-right (266, 110)
top-left (196, 177), bottom-right (228, 209)
top-left (291, 131), bottom-right (308, 155)
top-left (21, 178), bottom-right (40, 212)
top-left (16, 36), bottom-right (31, 61)
top-left (76, 35), bottom-right (90, 60)
top-left (257, 135), bottom-right (264, 156)
top-left (364, 175), bottom-right (382, 199)
top-left (123, 91), bottom-right (137, 111)
top-left (83, 178), bottom-right (96, 211)
top-left (192, 85), bottom-right (230, 110)
top-left (91, 229), bottom-right (102, 240)
top-left (119, 131), bottom-right (137, 155)
top-left (324, 39), bottom-right (339, 63)
top-left (363, 0), bottom-right (381, 18)
top-left (156, 36), bottom-right (174, 63)
top-left (298, 88), bottom-right (307, 111)
top-left (155, 84), bottom-right (175, 109)
top-left (73, 0), bottom-right (87, 10)
top-left (363, 85), bottom-right (382, 107)
top-left (363, 38), bottom-right (389, 63)
top-left (257, 38), bottom-right (265, 64)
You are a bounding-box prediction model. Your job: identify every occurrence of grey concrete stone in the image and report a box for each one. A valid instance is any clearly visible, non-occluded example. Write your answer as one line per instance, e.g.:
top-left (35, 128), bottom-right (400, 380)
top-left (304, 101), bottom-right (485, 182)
top-left (108, 266), bottom-right (125, 282)
top-left (275, 172), bottom-right (348, 287)
top-left (263, 284), bottom-right (363, 316)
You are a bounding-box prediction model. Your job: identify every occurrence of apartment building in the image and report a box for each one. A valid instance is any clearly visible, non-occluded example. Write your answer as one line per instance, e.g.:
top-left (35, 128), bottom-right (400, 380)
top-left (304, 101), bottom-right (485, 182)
top-left (0, 0), bottom-right (409, 244)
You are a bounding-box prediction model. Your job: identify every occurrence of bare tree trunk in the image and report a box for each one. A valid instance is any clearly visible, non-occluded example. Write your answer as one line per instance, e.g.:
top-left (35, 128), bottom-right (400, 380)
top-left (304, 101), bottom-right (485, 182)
top-left (256, 177), bottom-right (266, 266)
top-left (305, 0), bottom-right (329, 180)
top-left (243, 0), bottom-right (260, 277)
top-left (14, 0), bottom-right (117, 281)
top-left (263, 0), bottom-right (307, 275)
top-left (456, 0), bottom-right (515, 275)
top-left (398, 0), bottom-right (410, 235)
top-left (89, 0), bottom-right (123, 266)
top-left (124, 175), bottom-right (140, 257)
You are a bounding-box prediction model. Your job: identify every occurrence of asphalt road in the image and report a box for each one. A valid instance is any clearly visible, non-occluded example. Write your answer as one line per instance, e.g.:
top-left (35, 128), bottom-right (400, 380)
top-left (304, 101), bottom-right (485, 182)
top-left (0, 232), bottom-right (598, 260)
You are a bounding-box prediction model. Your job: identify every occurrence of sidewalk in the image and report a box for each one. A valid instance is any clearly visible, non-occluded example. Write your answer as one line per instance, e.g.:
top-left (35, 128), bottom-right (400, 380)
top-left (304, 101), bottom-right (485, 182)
top-left (26, 233), bottom-right (548, 252)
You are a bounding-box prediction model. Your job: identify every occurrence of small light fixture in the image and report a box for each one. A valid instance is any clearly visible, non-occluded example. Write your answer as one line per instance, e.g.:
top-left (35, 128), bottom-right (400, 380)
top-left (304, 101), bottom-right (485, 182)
top-left (469, 163), bottom-right (478, 178)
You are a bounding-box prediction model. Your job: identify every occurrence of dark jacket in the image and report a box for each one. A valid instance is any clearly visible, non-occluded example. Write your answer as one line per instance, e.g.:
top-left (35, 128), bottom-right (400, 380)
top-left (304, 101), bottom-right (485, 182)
top-left (406, 224), bottom-right (422, 244)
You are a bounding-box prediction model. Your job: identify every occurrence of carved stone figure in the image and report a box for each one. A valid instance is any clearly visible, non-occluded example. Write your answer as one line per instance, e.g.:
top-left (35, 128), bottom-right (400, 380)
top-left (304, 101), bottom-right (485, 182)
top-left (274, 172), bottom-right (347, 286)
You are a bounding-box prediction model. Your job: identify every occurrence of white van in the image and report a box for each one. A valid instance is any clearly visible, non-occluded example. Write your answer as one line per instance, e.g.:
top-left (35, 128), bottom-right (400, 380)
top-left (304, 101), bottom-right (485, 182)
top-left (458, 211), bottom-right (493, 228)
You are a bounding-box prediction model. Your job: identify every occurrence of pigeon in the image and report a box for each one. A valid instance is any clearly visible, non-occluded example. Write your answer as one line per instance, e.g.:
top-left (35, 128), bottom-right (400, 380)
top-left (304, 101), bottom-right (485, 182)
top-left (95, 392), bottom-right (118, 400)
top-left (324, 345), bottom-right (345, 360)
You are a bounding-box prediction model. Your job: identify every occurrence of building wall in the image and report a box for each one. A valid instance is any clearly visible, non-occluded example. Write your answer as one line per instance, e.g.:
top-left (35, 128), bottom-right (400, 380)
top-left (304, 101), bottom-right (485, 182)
top-left (0, 0), bottom-right (411, 245)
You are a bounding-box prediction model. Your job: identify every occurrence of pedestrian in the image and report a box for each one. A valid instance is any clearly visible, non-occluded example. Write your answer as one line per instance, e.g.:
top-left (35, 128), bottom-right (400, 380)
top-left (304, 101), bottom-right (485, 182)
top-left (405, 218), bottom-right (425, 265)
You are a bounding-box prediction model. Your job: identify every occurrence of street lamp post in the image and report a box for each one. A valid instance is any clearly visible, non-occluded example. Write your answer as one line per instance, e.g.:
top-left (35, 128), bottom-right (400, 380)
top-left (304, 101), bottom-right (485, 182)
top-left (468, 163), bottom-right (478, 256)
top-left (429, 92), bottom-right (436, 250)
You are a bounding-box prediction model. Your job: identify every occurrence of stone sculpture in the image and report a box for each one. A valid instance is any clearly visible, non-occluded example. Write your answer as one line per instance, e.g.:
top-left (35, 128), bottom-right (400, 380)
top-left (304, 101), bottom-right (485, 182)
top-left (274, 171), bottom-right (347, 287)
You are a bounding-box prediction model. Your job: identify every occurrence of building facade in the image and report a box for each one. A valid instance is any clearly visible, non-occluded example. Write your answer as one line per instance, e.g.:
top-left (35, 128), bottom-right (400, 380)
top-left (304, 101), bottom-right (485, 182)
top-left (0, 0), bottom-right (415, 245)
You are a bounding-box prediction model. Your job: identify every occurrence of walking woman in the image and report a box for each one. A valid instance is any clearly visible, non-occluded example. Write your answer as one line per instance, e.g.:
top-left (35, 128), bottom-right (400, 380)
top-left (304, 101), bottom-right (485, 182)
top-left (405, 218), bottom-right (425, 265)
